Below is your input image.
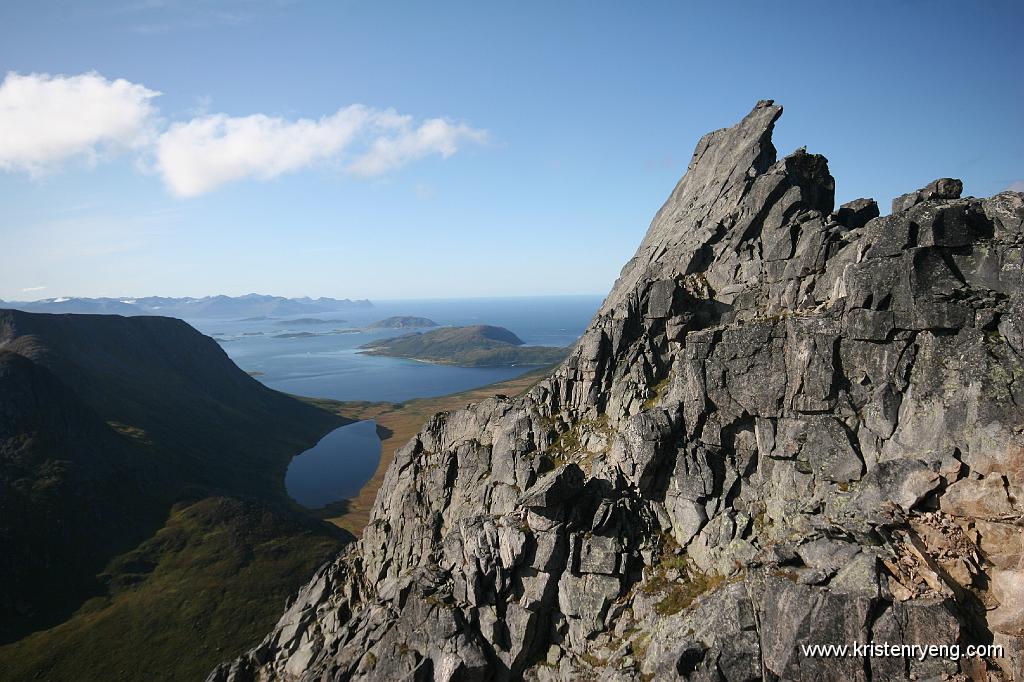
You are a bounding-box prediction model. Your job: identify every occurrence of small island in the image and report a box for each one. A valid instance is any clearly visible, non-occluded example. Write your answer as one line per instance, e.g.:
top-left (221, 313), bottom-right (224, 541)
top-left (274, 317), bottom-right (346, 326)
top-left (358, 325), bottom-right (567, 367)
top-left (273, 331), bottom-right (320, 339)
top-left (366, 316), bottom-right (438, 329)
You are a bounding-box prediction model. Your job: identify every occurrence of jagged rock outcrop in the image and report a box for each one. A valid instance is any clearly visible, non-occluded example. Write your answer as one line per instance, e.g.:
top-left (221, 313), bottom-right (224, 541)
top-left (212, 101), bottom-right (1024, 681)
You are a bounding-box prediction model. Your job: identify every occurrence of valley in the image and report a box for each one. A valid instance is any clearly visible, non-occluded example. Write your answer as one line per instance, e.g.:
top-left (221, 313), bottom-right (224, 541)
top-left (0, 303), bottom-right (582, 681)
top-left (5, 3), bottom-right (1018, 679)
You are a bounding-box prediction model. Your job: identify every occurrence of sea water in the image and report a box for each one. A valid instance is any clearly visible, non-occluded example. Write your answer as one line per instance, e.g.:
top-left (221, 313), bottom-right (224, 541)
top-left (189, 295), bottom-right (602, 403)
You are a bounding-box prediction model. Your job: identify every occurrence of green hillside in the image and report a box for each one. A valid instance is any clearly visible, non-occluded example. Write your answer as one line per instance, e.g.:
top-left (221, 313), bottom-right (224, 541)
top-left (0, 310), bottom-right (349, 680)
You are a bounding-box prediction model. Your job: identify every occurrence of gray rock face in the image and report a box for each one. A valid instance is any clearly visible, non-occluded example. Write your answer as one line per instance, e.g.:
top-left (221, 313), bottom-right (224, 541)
top-left (211, 102), bottom-right (1024, 681)
top-left (836, 197), bottom-right (880, 230)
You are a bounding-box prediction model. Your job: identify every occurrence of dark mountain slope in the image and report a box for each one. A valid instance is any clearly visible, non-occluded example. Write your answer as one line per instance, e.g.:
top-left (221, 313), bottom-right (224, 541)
top-left (1, 496), bottom-right (340, 682)
top-left (0, 350), bottom-right (166, 642)
top-left (0, 310), bottom-right (350, 676)
top-left (0, 310), bottom-right (342, 496)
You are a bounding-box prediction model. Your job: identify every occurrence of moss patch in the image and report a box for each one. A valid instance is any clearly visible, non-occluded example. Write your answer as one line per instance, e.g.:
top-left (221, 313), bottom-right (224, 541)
top-left (639, 536), bottom-right (725, 617)
top-left (641, 375), bottom-right (672, 410)
top-left (653, 571), bottom-right (725, 616)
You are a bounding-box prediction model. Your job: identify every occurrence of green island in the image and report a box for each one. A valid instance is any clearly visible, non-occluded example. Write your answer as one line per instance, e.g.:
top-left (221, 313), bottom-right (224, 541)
top-left (365, 316), bottom-right (438, 329)
top-left (358, 324), bottom-right (568, 367)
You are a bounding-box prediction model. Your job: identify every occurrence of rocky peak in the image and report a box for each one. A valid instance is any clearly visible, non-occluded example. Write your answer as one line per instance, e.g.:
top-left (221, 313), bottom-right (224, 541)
top-left (212, 104), bottom-right (1024, 681)
top-left (603, 99), bottom-right (789, 313)
top-left (835, 197), bottom-right (879, 230)
top-left (892, 177), bottom-right (964, 213)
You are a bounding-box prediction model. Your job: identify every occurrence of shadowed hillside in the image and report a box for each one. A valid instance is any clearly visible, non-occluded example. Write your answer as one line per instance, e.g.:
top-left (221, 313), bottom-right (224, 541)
top-left (0, 350), bottom-right (166, 641)
top-left (0, 310), bottom-right (344, 497)
top-left (0, 309), bottom-right (350, 678)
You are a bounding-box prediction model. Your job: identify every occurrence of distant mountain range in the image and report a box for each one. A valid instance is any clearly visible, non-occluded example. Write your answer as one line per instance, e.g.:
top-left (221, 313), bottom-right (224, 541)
top-left (0, 294), bottom-right (373, 319)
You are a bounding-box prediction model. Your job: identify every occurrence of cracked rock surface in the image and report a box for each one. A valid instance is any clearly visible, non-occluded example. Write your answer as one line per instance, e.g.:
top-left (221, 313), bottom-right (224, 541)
top-left (211, 101), bottom-right (1024, 681)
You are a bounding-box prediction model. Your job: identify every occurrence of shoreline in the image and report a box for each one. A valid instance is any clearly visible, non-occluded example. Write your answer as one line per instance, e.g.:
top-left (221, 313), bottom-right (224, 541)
top-left (357, 348), bottom-right (566, 368)
top-left (299, 366), bottom-right (551, 536)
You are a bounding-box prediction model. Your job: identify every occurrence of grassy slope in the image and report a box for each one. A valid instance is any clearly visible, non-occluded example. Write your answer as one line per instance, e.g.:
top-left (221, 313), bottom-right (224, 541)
top-left (0, 311), bottom-right (349, 681)
top-left (0, 497), bottom-right (343, 682)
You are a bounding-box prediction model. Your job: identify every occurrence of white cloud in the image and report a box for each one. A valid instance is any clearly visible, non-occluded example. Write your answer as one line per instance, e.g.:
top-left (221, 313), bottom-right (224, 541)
top-left (155, 106), bottom-right (375, 197)
top-left (1007, 180), bottom-right (1024, 193)
top-left (348, 118), bottom-right (488, 177)
top-left (0, 70), bottom-right (487, 195)
top-left (0, 71), bottom-right (160, 174)
top-left (156, 107), bottom-right (487, 196)
top-left (20, 286), bottom-right (46, 292)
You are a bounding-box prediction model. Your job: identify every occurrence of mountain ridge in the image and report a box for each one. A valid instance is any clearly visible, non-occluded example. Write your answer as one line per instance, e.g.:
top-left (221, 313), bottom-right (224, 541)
top-left (0, 294), bottom-right (373, 319)
top-left (0, 309), bottom-right (344, 493)
top-left (214, 101), bottom-right (1024, 681)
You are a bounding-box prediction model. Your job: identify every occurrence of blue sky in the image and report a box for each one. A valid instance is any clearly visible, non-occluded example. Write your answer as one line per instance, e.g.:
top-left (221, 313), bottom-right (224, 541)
top-left (1, 0), bottom-right (1021, 301)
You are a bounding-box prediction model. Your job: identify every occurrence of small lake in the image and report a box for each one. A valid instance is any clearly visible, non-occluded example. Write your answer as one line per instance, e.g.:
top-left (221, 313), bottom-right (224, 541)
top-left (285, 420), bottom-right (382, 509)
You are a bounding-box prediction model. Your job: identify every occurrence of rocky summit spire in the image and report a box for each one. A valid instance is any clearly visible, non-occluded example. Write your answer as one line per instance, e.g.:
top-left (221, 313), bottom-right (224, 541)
top-left (212, 104), bottom-right (1024, 681)
top-left (603, 99), bottom-right (786, 312)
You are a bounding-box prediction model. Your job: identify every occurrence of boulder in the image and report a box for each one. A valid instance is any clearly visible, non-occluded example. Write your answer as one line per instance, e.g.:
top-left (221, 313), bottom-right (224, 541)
top-left (835, 197), bottom-right (879, 230)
